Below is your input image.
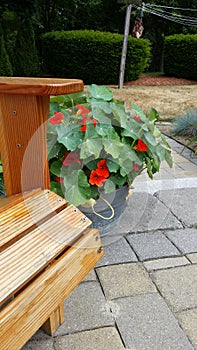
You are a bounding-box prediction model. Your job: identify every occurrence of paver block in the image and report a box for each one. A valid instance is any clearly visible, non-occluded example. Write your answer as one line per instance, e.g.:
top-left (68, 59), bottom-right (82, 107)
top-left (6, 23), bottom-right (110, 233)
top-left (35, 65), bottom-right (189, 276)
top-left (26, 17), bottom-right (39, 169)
top-left (115, 192), bottom-right (182, 234)
top-left (82, 268), bottom-right (97, 282)
top-left (22, 339), bottom-right (54, 350)
top-left (187, 253), bottom-right (197, 264)
top-left (96, 236), bottom-right (137, 267)
top-left (127, 232), bottom-right (181, 261)
top-left (164, 137), bottom-right (197, 165)
top-left (54, 327), bottom-right (125, 350)
top-left (179, 162), bottom-right (197, 173)
top-left (144, 256), bottom-right (190, 271)
top-left (176, 308), bottom-right (197, 349)
top-left (112, 293), bottom-right (194, 350)
top-left (173, 165), bottom-right (195, 178)
top-left (151, 265), bottom-right (197, 312)
top-left (155, 188), bottom-right (197, 227)
top-left (96, 263), bottom-right (156, 300)
top-left (54, 282), bottom-right (114, 335)
top-left (166, 229), bottom-right (197, 254)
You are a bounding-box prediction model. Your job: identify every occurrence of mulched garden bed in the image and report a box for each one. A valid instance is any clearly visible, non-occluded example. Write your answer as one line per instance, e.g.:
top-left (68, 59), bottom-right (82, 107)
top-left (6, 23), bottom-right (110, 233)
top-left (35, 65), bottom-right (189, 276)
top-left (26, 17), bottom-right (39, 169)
top-left (125, 75), bottom-right (197, 86)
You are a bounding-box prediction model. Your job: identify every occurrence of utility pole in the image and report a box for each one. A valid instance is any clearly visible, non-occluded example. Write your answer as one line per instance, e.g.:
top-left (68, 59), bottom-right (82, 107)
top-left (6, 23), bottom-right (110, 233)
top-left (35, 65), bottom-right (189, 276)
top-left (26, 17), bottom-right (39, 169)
top-left (119, 4), bottom-right (132, 89)
top-left (118, 0), bottom-right (142, 89)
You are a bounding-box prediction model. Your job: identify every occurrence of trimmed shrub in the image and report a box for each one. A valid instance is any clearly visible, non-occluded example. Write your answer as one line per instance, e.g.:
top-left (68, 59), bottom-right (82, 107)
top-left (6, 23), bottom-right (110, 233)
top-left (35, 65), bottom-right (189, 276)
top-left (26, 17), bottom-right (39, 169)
top-left (164, 34), bottom-right (197, 80)
top-left (41, 30), bottom-right (151, 84)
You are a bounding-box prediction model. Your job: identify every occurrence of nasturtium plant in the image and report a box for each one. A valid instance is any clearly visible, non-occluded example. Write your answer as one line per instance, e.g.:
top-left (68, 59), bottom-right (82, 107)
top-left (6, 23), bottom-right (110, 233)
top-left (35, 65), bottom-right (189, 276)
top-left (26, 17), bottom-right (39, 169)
top-left (47, 84), bottom-right (173, 206)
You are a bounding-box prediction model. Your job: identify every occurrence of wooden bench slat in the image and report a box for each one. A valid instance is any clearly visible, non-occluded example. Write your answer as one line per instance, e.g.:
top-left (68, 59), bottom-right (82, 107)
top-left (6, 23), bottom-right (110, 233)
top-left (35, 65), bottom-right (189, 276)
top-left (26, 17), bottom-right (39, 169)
top-left (0, 229), bottom-right (103, 350)
top-left (0, 189), bottom-right (67, 250)
top-left (0, 205), bottom-right (91, 307)
top-left (0, 188), bottom-right (41, 212)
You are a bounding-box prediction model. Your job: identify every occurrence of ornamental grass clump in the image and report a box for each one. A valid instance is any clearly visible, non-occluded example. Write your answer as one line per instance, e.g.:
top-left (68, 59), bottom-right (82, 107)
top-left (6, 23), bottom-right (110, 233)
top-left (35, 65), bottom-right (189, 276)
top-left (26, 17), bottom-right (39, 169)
top-left (170, 109), bottom-right (197, 154)
top-left (47, 84), bottom-right (173, 207)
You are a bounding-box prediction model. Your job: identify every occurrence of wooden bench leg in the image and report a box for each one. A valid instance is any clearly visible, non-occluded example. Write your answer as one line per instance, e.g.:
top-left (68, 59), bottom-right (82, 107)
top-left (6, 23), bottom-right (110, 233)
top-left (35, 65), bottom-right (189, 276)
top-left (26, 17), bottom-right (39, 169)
top-left (41, 302), bottom-right (65, 335)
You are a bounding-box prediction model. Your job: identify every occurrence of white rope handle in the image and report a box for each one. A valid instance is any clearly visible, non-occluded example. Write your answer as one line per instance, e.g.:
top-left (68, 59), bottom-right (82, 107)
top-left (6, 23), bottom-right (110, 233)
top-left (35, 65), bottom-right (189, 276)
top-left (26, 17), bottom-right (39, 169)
top-left (91, 194), bottom-right (114, 220)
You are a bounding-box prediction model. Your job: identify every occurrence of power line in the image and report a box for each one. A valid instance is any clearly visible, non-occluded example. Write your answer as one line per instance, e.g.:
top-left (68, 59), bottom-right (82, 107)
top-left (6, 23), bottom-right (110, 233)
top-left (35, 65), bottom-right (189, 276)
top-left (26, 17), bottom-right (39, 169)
top-left (133, 3), bottom-right (197, 27)
top-left (145, 3), bottom-right (197, 19)
top-left (146, 4), bottom-right (197, 11)
top-left (145, 7), bottom-right (197, 23)
top-left (146, 8), bottom-right (197, 26)
top-left (145, 7), bottom-right (197, 21)
top-left (145, 9), bottom-right (197, 26)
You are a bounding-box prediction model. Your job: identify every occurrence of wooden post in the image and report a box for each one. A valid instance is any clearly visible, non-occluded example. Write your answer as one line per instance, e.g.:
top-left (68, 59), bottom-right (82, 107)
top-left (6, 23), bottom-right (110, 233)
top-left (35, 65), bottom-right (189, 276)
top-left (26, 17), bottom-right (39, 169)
top-left (0, 77), bottom-right (84, 196)
top-left (119, 4), bottom-right (132, 89)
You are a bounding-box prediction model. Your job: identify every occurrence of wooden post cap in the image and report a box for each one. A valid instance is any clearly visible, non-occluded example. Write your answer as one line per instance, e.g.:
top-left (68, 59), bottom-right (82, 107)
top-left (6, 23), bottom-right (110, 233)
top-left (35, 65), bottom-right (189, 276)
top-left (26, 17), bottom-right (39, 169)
top-left (0, 77), bottom-right (84, 96)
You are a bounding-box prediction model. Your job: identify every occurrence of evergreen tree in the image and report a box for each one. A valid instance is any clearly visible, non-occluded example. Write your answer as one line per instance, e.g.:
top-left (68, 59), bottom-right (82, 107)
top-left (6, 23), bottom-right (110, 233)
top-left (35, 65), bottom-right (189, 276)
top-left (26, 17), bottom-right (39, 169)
top-left (0, 24), bottom-right (13, 76)
top-left (11, 13), bottom-right (40, 76)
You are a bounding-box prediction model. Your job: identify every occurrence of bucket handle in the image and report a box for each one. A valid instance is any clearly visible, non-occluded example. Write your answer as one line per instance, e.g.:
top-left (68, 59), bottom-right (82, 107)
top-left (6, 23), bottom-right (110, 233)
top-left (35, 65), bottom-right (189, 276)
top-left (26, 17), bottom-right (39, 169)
top-left (91, 194), bottom-right (114, 220)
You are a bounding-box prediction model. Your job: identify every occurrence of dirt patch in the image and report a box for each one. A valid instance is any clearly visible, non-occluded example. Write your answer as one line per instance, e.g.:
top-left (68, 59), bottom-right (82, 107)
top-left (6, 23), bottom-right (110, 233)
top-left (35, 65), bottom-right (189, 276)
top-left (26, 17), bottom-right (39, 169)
top-left (110, 85), bottom-right (196, 121)
top-left (110, 75), bottom-right (197, 153)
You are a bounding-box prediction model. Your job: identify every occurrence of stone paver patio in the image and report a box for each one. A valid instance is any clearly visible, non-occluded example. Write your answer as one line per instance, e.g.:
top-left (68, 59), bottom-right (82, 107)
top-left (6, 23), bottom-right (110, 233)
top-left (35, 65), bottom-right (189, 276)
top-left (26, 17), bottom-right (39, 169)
top-left (22, 137), bottom-right (197, 350)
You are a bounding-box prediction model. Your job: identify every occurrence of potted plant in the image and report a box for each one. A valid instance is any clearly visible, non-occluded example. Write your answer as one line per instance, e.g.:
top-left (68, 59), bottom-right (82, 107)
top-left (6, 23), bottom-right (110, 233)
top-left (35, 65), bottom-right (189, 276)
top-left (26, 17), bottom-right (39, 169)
top-left (47, 84), bottom-right (172, 234)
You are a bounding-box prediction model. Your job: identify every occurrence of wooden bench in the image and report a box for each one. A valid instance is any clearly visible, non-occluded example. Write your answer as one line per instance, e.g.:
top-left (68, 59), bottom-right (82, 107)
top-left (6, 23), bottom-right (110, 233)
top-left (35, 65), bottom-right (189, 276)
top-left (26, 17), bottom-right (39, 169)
top-left (0, 78), bottom-right (104, 350)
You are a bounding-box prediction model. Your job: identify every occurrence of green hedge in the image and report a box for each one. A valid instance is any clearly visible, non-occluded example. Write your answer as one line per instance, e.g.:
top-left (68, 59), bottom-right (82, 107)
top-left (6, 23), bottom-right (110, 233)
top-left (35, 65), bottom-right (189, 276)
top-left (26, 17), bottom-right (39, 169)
top-left (164, 34), bottom-right (197, 80)
top-left (41, 30), bottom-right (151, 84)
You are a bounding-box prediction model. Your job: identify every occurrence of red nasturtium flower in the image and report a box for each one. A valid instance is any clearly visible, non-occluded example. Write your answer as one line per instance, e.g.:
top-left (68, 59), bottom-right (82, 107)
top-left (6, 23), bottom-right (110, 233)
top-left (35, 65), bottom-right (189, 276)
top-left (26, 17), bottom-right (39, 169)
top-left (135, 139), bottom-right (147, 152)
top-left (62, 152), bottom-right (81, 166)
top-left (132, 116), bottom-right (141, 121)
top-left (89, 159), bottom-right (110, 186)
top-left (55, 176), bottom-right (64, 183)
top-left (133, 163), bottom-right (140, 171)
top-left (80, 117), bottom-right (97, 132)
top-left (49, 112), bottom-right (64, 125)
top-left (76, 104), bottom-right (97, 132)
top-left (89, 170), bottom-right (107, 187)
top-left (76, 104), bottom-right (90, 115)
top-left (80, 124), bottom-right (87, 132)
top-left (96, 159), bottom-right (109, 178)
top-left (91, 118), bottom-right (97, 128)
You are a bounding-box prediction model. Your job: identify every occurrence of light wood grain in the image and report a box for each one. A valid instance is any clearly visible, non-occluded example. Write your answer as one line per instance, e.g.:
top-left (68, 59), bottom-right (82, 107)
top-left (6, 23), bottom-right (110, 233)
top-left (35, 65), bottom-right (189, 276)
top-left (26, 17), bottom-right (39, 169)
top-left (0, 229), bottom-right (103, 350)
top-left (41, 304), bottom-right (65, 335)
top-left (0, 77), bottom-right (84, 195)
top-left (0, 77), bottom-right (104, 347)
top-left (0, 204), bottom-right (92, 306)
top-left (0, 94), bottom-right (50, 195)
top-left (0, 189), bottom-right (67, 250)
top-left (0, 188), bottom-right (41, 212)
top-left (0, 77), bottom-right (84, 96)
